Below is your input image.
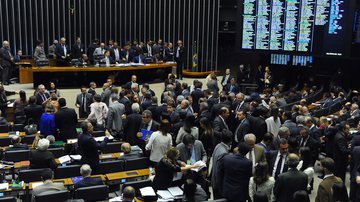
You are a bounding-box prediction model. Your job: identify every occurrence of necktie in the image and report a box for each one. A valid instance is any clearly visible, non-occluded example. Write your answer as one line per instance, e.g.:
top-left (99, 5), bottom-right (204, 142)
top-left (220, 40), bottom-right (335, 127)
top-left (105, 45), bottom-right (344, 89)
top-left (82, 95), bottom-right (86, 112)
top-left (274, 155), bottom-right (283, 178)
top-left (190, 146), bottom-right (196, 165)
top-left (63, 45), bottom-right (67, 56)
top-left (115, 49), bottom-right (120, 61)
top-left (235, 122), bottom-right (242, 142)
top-left (42, 94), bottom-right (46, 102)
top-left (144, 123), bottom-right (149, 130)
top-left (176, 48), bottom-right (180, 58)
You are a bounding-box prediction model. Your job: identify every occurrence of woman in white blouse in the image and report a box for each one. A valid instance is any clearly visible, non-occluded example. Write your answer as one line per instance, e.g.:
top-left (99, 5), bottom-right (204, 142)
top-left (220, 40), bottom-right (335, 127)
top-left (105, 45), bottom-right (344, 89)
top-left (249, 162), bottom-right (275, 202)
top-left (265, 107), bottom-right (281, 137)
top-left (176, 115), bottom-right (198, 144)
top-left (145, 119), bottom-right (173, 165)
top-left (297, 147), bottom-right (315, 191)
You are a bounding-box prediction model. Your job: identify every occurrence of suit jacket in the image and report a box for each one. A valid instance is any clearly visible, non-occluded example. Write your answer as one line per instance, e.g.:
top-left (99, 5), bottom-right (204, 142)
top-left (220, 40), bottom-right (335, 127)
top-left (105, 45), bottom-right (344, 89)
top-left (106, 101), bottom-right (125, 132)
top-left (175, 46), bottom-right (185, 60)
top-left (273, 169), bottom-right (308, 202)
top-left (121, 49), bottom-right (135, 63)
top-left (74, 177), bottom-right (103, 189)
top-left (76, 93), bottom-right (93, 116)
top-left (211, 143), bottom-right (229, 191)
top-left (309, 125), bottom-right (321, 143)
top-left (119, 97), bottom-right (132, 115)
top-left (299, 135), bottom-right (320, 162)
top-left (87, 43), bottom-right (99, 63)
top-left (35, 92), bottom-right (50, 105)
top-left (55, 44), bottom-right (70, 63)
top-left (140, 120), bottom-right (160, 132)
top-left (176, 140), bottom-right (207, 163)
top-left (24, 104), bottom-right (44, 126)
top-left (248, 116), bottom-right (267, 143)
top-left (333, 131), bottom-right (350, 164)
top-left (191, 88), bottom-right (205, 113)
top-left (221, 154), bottom-right (252, 202)
top-left (267, 151), bottom-right (289, 179)
top-left (29, 149), bottom-right (58, 170)
top-left (32, 180), bottom-right (66, 196)
top-left (71, 43), bottom-right (85, 59)
top-left (164, 47), bottom-right (174, 61)
top-left (207, 80), bottom-right (220, 95)
top-left (224, 83), bottom-right (240, 94)
top-left (110, 47), bottom-right (122, 62)
top-left (54, 107), bottom-right (78, 142)
top-left (213, 116), bottom-right (229, 144)
top-left (235, 118), bottom-right (250, 142)
top-left (88, 88), bottom-right (96, 96)
top-left (134, 55), bottom-right (146, 64)
top-left (101, 88), bottom-right (112, 107)
top-left (77, 132), bottom-right (109, 170)
top-left (123, 113), bottom-right (143, 145)
top-left (147, 105), bottom-right (161, 122)
top-left (315, 175), bottom-right (343, 202)
top-left (0, 47), bottom-right (14, 67)
top-left (93, 47), bottom-right (106, 56)
top-left (221, 74), bottom-right (234, 87)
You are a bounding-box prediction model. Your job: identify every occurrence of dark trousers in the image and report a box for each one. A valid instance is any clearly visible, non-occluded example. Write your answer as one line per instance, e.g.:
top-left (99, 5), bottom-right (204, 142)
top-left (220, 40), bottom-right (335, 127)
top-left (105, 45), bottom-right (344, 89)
top-left (213, 188), bottom-right (223, 200)
top-left (175, 58), bottom-right (183, 79)
top-left (335, 162), bottom-right (347, 182)
top-left (1, 65), bottom-right (11, 83)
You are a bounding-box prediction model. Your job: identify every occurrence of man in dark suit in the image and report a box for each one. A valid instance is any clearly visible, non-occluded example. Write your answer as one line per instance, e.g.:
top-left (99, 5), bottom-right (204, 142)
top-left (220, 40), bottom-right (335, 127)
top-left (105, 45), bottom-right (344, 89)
top-left (316, 157), bottom-right (343, 202)
top-left (147, 97), bottom-right (160, 122)
top-left (305, 116), bottom-right (321, 143)
top-left (71, 37), bottom-right (85, 59)
top-left (164, 42), bottom-right (174, 62)
top-left (213, 107), bottom-right (230, 144)
top-left (175, 40), bottom-right (185, 80)
top-left (121, 42), bottom-right (135, 63)
top-left (190, 81), bottom-right (205, 113)
top-left (350, 135), bottom-right (360, 202)
top-left (74, 164), bottom-right (103, 189)
top-left (152, 39), bottom-right (164, 59)
top-left (87, 39), bottom-right (99, 65)
top-left (221, 68), bottom-right (234, 90)
top-left (273, 153), bottom-right (308, 202)
top-left (35, 84), bottom-right (50, 106)
top-left (268, 138), bottom-right (289, 180)
top-left (248, 114), bottom-right (267, 143)
top-left (333, 122), bottom-right (351, 182)
top-left (100, 83), bottom-right (112, 107)
top-left (220, 142), bottom-right (252, 202)
top-left (110, 42), bottom-right (122, 63)
top-left (123, 103), bottom-right (142, 145)
top-left (224, 78), bottom-right (240, 94)
top-left (24, 96), bottom-right (44, 126)
top-left (55, 37), bottom-right (70, 66)
top-left (119, 90), bottom-right (132, 115)
top-left (140, 110), bottom-right (160, 132)
top-left (234, 110), bottom-right (250, 143)
top-left (0, 41), bottom-right (15, 85)
top-left (78, 121), bottom-right (110, 173)
top-left (211, 129), bottom-right (232, 199)
top-left (76, 87), bottom-right (93, 118)
top-left (236, 64), bottom-right (249, 85)
top-left (7, 136), bottom-right (28, 151)
top-left (88, 82), bottom-right (97, 96)
top-left (54, 98), bottom-right (78, 142)
top-left (299, 126), bottom-right (320, 164)
top-left (106, 94), bottom-right (125, 138)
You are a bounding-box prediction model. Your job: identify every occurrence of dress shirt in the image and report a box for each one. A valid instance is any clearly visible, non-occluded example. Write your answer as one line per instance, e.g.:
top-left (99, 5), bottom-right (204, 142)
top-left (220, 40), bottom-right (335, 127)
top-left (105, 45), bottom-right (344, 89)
top-left (222, 75), bottom-right (230, 86)
top-left (219, 116), bottom-right (229, 130)
top-left (272, 152), bottom-right (287, 177)
top-left (63, 45), bottom-right (67, 56)
top-left (114, 49), bottom-right (120, 61)
top-left (246, 148), bottom-right (256, 173)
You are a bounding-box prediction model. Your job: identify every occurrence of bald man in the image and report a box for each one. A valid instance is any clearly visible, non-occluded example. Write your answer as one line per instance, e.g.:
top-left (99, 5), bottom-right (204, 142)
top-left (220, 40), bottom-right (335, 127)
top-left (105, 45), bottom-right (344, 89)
top-left (0, 41), bottom-right (15, 85)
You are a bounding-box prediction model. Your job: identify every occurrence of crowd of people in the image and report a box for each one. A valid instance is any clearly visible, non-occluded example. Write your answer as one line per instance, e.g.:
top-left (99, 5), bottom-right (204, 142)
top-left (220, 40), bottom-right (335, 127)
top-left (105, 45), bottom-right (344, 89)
top-left (0, 65), bottom-right (359, 202)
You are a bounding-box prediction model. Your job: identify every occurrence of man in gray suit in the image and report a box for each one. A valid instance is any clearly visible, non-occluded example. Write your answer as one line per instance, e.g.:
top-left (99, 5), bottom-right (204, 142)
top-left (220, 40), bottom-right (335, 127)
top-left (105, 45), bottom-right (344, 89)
top-left (211, 129), bottom-right (232, 199)
top-left (107, 94), bottom-right (125, 139)
top-left (206, 74), bottom-right (220, 96)
top-left (101, 82), bottom-right (112, 107)
top-left (32, 169), bottom-right (66, 197)
top-left (76, 87), bottom-right (93, 118)
top-left (176, 134), bottom-right (207, 164)
top-left (93, 42), bottom-right (106, 57)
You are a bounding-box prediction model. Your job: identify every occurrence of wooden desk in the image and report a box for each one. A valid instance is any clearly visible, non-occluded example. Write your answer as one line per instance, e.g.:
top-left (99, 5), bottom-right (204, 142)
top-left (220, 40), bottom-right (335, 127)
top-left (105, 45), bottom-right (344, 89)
top-left (19, 63), bottom-right (176, 85)
top-left (0, 132), bottom-right (26, 138)
top-left (106, 168), bottom-right (150, 181)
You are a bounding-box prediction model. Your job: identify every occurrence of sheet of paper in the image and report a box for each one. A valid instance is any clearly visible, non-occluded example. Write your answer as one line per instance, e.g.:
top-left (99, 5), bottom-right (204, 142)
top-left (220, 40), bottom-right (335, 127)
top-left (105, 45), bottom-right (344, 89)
top-left (157, 190), bottom-right (174, 200)
top-left (94, 135), bottom-right (113, 142)
top-left (191, 160), bottom-right (207, 172)
top-left (167, 186), bottom-right (183, 196)
top-left (0, 183), bottom-right (8, 190)
top-left (31, 182), bottom-right (43, 189)
top-left (70, 155), bottom-right (82, 160)
top-left (58, 155), bottom-right (71, 164)
top-left (67, 139), bottom-right (78, 144)
top-left (139, 186), bottom-right (156, 196)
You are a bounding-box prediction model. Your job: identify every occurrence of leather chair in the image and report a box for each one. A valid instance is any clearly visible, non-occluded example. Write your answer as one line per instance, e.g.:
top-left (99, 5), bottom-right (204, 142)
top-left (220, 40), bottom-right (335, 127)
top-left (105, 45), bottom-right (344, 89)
top-left (74, 185), bottom-right (108, 202)
top-left (34, 190), bottom-right (70, 202)
top-left (54, 164), bottom-right (81, 179)
top-left (124, 157), bottom-right (149, 171)
top-left (98, 160), bottom-right (124, 174)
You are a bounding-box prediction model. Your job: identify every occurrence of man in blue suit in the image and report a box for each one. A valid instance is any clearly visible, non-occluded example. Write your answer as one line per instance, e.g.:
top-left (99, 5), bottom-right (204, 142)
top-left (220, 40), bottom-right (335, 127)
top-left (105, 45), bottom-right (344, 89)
top-left (74, 164), bottom-right (103, 189)
top-left (220, 142), bottom-right (252, 202)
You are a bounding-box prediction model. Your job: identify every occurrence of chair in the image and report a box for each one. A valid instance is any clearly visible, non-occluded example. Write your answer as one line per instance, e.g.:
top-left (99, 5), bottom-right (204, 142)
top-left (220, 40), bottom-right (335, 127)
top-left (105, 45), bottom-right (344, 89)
top-left (0, 138), bottom-right (11, 147)
top-left (98, 160), bottom-right (124, 174)
top-left (124, 157), bottom-right (149, 171)
top-left (102, 142), bottom-right (123, 154)
top-left (0, 197), bottom-right (16, 202)
top-left (0, 125), bottom-right (10, 133)
top-left (54, 164), bottom-right (81, 179)
top-left (4, 150), bottom-right (30, 162)
top-left (203, 199), bottom-right (228, 202)
top-left (48, 147), bottom-right (65, 158)
top-left (74, 185), bottom-right (108, 202)
top-left (12, 124), bottom-right (24, 132)
top-left (22, 135), bottom-right (36, 145)
top-left (18, 168), bottom-right (51, 183)
top-left (92, 130), bottom-right (105, 137)
top-left (34, 190), bottom-right (70, 202)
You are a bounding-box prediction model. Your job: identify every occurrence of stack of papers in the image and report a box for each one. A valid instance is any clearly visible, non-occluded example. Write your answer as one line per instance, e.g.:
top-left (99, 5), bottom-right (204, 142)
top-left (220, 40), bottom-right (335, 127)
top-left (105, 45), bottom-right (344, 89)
top-left (58, 155), bottom-right (71, 164)
top-left (157, 187), bottom-right (183, 200)
top-left (0, 183), bottom-right (9, 190)
top-left (94, 135), bottom-right (114, 142)
top-left (191, 160), bottom-right (207, 172)
top-left (32, 182), bottom-right (43, 189)
top-left (70, 155), bottom-right (82, 161)
top-left (139, 186), bottom-right (156, 196)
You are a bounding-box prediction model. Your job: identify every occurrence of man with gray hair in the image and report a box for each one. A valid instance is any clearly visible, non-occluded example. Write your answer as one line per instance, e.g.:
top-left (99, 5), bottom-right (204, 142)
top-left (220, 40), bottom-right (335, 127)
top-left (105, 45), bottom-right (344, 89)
top-left (0, 41), bottom-right (14, 85)
top-left (29, 138), bottom-right (57, 169)
top-left (74, 164), bottom-right (103, 189)
top-left (107, 94), bottom-right (125, 139)
top-left (244, 133), bottom-right (266, 173)
top-left (141, 110), bottom-right (160, 132)
top-left (272, 126), bottom-right (290, 150)
top-left (180, 99), bottom-right (193, 116)
top-left (48, 40), bottom-right (58, 58)
top-left (55, 37), bottom-right (70, 66)
top-left (36, 84), bottom-right (50, 105)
